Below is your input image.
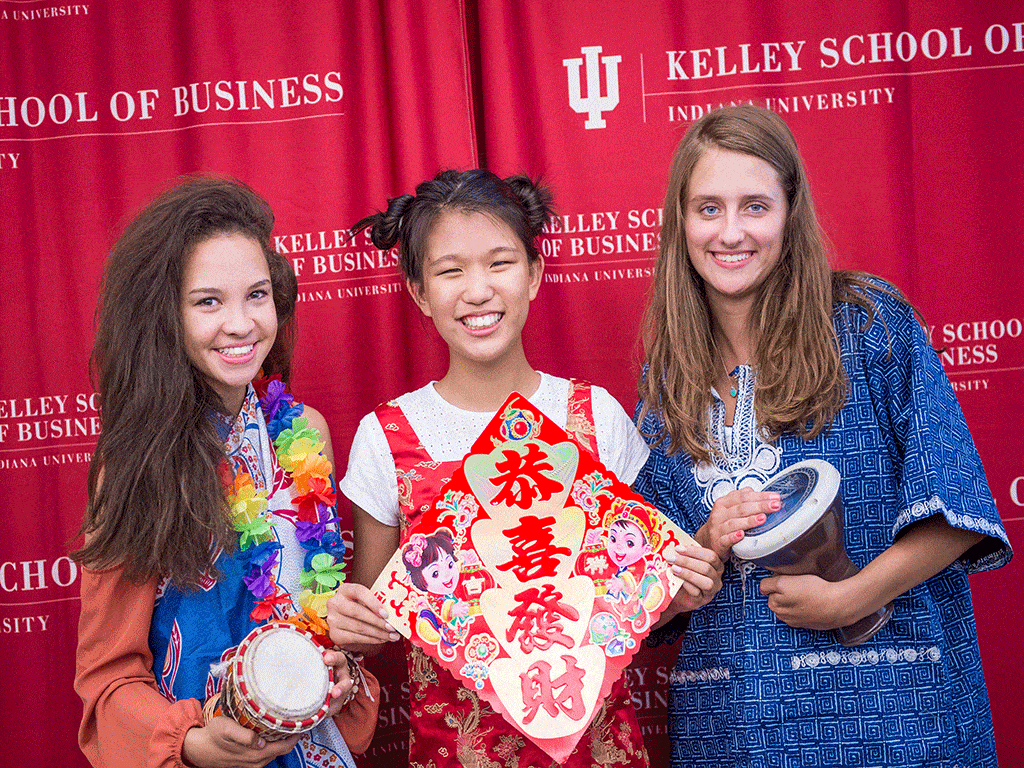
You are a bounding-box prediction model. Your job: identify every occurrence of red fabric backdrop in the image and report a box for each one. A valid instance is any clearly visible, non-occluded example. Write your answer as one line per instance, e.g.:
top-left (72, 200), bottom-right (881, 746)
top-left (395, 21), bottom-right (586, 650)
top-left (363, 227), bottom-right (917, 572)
top-left (1, 2), bottom-right (1021, 766)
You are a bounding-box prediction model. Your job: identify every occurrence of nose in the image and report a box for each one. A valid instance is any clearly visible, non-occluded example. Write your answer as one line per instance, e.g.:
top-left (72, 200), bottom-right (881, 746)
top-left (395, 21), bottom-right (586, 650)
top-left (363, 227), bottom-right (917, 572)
top-left (462, 265), bottom-right (495, 304)
top-left (222, 300), bottom-right (256, 336)
top-left (719, 210), bottom-right (744, 248)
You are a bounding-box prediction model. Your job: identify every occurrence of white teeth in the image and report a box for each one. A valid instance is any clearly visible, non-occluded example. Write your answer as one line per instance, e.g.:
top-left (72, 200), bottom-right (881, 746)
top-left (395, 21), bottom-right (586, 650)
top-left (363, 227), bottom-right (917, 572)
top-left (219, 344), bottom-right (255, 357)
top-left (715, 252), bottom-right (752, 264)
top-left (461, 313), bottom-right (502, 329)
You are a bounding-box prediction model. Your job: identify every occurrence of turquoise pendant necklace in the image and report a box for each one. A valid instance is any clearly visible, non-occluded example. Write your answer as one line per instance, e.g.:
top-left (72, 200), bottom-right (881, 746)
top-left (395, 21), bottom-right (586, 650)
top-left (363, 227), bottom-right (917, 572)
top-left (713, 338), bottom-right (742, 399)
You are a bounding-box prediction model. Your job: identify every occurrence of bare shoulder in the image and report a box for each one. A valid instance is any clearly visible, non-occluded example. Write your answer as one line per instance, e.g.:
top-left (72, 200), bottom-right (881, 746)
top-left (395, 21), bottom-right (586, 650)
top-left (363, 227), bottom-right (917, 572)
top-left (302, 404), bottom-right (332, 437)
top-left (301, 405), bottom-right (335, 466)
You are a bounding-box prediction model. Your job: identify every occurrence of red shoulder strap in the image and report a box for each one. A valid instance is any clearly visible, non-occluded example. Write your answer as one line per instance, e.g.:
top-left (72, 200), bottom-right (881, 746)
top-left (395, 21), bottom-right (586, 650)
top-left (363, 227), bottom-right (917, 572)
top-left (373, 400), bottom-right (427, 532)
top-left (374, 399), bottom-right (422, 469)
top-left (565, 378), bottom-right (599, 460)
top-left (374, 399), bottom-right (460, 534)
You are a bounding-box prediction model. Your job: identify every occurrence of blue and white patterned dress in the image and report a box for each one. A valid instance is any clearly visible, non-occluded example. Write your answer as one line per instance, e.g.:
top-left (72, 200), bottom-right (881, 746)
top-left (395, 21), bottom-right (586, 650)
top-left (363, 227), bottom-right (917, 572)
top-left (634, 283), bottom-right (1012, 768)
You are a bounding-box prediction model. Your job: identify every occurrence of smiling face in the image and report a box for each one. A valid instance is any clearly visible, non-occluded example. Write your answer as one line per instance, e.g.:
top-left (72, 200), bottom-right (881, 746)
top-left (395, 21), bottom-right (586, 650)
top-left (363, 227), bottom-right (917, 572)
top-left (684, 147), bottom-right (788, 313)
top-left (607, 520), bottom-right (652, 569)
top-left (410, 210), bottom-right (542, 371)
top-left (180, 232), bottom-right (278, 414)
top-left (422, 551), bottom-right (460, 595)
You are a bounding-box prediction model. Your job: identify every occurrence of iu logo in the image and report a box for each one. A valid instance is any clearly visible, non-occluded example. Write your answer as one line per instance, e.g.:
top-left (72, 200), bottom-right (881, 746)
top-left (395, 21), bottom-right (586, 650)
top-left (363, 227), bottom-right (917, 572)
top-left (563, 46), bottom-right (622, 129)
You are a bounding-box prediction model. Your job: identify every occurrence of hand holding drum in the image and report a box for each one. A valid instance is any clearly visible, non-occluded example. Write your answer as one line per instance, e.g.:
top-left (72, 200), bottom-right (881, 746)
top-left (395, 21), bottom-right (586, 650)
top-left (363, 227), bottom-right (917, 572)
top-left (203, 622), bottom-right (335, 740)
top-left (732, 459), bottom-right (893, 646)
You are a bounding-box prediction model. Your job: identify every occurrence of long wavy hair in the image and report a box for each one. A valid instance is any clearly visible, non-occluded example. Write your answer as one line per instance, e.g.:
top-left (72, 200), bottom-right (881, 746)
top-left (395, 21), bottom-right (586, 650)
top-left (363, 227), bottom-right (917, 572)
top-left (73, 177), bottom-right (298, 586)
top-left (351, 168), bottom-right (553, 287)
top-left (638, 105), bottom-right (887, 463)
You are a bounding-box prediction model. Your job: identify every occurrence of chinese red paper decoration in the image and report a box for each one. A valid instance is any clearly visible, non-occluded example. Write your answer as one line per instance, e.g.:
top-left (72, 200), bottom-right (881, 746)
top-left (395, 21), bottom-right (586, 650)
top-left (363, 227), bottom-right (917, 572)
top-left (371, 393), bottom-right (695, 763)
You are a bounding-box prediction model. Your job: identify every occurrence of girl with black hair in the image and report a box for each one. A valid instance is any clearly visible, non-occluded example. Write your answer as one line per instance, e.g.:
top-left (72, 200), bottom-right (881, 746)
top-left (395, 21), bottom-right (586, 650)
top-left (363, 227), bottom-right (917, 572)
top-left (325, 169), bottom-right (723, 767)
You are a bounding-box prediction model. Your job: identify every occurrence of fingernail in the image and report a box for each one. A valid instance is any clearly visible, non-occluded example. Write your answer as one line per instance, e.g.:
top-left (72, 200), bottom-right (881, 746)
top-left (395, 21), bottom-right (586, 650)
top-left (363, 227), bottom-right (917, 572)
top-left (770, 500), bottom-right (781, 510)
top-left (758, 514), bottom-right (767, 522)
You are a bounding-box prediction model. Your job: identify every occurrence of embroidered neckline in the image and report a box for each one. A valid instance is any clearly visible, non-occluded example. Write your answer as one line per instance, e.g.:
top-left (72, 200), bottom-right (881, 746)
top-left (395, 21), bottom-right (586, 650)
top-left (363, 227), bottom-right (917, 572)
top-left (225, 375), bottom-right (344, 638)
top-left (695, 366), bottom-right (782, 510)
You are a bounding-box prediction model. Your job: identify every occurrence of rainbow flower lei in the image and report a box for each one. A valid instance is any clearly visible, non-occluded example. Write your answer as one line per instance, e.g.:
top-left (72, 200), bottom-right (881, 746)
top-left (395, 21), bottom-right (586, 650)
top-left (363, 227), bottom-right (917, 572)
top-left (225, 376), bottom-right (345, 637)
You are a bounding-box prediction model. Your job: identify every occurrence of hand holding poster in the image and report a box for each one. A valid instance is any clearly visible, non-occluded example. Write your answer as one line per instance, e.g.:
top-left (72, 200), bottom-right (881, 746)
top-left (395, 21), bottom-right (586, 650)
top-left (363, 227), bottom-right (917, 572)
top-left (371, 393), bottom-right (694, 763)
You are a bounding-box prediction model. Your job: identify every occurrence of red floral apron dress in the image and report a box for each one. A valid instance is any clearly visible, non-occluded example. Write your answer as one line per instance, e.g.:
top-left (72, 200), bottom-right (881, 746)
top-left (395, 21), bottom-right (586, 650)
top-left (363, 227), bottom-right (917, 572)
top-left (375, 380), bottom-right (650, 768)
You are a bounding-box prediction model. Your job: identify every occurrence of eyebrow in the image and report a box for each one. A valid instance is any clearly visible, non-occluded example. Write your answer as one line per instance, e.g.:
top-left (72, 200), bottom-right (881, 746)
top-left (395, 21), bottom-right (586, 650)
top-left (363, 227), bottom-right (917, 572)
top-left (428, 245), bottom-right (518, 264)
top-left (186, 278), bottom-right (272, 295)
top-left (688, 192), bottom-right (778, 204)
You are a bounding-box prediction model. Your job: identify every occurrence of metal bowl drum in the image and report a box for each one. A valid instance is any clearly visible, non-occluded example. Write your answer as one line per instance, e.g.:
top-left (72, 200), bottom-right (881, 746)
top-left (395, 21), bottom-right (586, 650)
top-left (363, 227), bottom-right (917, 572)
top-left (202, 621), bottom-right (334, 740)
top-left (731, 459), bottom-right (893, 646)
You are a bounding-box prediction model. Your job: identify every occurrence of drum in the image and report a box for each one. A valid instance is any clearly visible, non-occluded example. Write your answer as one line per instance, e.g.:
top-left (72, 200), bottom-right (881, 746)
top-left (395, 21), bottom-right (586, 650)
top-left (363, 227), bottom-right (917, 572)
top-left (732, 459), bottom-right (893, 646)
top-left (203, 621), bottom-right (333, 740)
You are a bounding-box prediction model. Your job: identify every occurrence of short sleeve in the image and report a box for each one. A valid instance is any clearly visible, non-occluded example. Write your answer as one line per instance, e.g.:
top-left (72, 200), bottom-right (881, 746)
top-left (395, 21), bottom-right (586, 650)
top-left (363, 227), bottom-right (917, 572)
top-left (338, 412), bottom-right (401, 527)
top-left (855, 286), bottom-right (1011, 572)
top-left (592, 385), bottom-right (650, 486)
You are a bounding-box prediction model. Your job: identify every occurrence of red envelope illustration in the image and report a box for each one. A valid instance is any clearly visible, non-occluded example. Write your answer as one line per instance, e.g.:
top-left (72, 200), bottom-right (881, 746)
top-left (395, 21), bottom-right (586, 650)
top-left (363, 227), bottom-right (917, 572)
top-left (371, 393), bottom-right (695, 763)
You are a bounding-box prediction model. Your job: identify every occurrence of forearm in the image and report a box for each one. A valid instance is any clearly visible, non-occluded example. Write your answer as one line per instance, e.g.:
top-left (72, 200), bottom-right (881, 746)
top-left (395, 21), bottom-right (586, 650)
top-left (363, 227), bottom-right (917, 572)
top-left (840, 514), bottom-right (984, 623)
top-left (327, 506), bottom-right (402, 657)
top-left (351, 506), bottom-right (399, 589)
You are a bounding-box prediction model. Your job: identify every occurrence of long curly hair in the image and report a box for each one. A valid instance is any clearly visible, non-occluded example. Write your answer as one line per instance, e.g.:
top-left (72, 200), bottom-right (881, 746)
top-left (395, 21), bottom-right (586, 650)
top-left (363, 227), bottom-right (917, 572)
top-left (73, 176), bottom-right (298, 586)
top-left (638, 105), bottom-right (888, 463)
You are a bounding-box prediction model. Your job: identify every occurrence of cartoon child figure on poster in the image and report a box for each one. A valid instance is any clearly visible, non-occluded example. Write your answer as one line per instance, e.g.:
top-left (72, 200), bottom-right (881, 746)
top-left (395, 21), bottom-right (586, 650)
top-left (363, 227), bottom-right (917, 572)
top-left (402, 528), bottom-right (472, 661)
top-left (600, 499), bottom-right (666, 632)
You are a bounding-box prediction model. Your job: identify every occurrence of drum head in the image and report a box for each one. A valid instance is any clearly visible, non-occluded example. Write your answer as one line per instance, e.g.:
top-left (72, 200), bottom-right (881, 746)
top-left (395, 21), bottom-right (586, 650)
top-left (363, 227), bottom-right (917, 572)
top-left (732, 459), bottom-right (840, 561)
top-left (241, 624), bottom-right (331, 721)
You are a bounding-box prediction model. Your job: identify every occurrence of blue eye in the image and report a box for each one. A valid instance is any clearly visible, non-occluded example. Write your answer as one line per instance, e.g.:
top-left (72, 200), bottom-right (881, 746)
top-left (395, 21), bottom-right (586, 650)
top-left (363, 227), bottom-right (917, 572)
top-left (748, 202), bottom-right (767, 213)
top-left (700, 204), bottom-right (720, 216)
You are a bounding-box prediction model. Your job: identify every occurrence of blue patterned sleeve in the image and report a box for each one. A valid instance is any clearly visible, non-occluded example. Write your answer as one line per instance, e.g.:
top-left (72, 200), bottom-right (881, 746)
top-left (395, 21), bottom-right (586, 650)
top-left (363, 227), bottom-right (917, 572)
top-left (855, 284), bottom-right (1011, 573)
top-left (631, 404), bottom-right (699, 531)
top-left (632, 403), bottom-right (699, 646)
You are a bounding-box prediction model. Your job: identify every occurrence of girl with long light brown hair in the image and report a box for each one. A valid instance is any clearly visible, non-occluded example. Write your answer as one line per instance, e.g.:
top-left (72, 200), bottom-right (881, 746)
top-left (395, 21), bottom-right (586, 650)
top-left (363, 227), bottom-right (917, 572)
top-left (634, 105), bottom-right (1010, 768)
